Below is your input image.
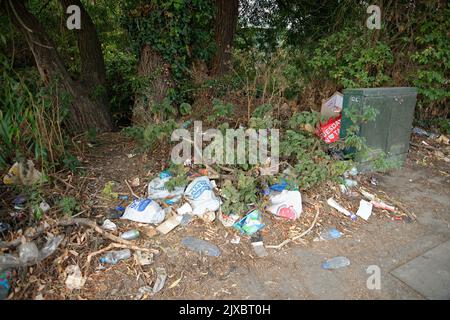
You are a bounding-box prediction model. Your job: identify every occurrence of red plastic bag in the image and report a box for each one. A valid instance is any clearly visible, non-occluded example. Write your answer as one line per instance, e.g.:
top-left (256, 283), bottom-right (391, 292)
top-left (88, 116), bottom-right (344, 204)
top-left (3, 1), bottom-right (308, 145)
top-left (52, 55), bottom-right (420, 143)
top-left (317, 115), bottom-right (341, 144)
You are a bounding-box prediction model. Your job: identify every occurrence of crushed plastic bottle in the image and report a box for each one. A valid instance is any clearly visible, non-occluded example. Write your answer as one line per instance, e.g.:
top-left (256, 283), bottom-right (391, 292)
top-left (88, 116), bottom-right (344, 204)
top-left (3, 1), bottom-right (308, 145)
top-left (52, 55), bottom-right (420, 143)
top-left (39, 235), bottom-right (64, 261)
top-left (319, 228), bottom-right (343, 241)
top-left (0, 255), bottom-right (20, 272)
top-left (99, 249), bottom-right (131, 265)
top-left (181, 236), bottom-right (221, 257)
top-left (18, 242), bottom-right (39, 265)
top-left (321, 256), bottom-right (351, 270)
top-left (120, 230), bottom-right (140, 240)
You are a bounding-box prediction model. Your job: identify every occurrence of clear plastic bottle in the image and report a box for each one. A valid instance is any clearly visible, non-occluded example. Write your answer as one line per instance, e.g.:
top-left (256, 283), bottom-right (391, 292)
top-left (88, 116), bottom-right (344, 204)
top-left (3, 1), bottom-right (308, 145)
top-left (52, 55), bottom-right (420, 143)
top-left (99, 249), bottom-right (131, 264)
top-left (120, 230), bottom-right (140, 240)
top-left (322, 256), bottom-right (350, 270)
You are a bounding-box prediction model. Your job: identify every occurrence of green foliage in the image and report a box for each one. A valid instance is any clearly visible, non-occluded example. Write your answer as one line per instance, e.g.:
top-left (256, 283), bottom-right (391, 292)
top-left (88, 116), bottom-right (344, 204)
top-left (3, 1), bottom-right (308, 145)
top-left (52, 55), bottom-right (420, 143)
top-left (123, 119), bottom-right (178, 152)
top-left (0, 53), bottom-right (72, 172)
top-left (207, 99), bottom-right (235, 122)
top-left (58, 196), bottom-right (80, 217)
top-left (410, 6), bottom-right (450, 119)
top-left (126, 0), bottom-right (215, 103)
top-left (220, 173), bottom-right (259, 216)
top-left (309, 27), bottom-right (394, 88)
top-left (164, 164), bottom-right (189, 191)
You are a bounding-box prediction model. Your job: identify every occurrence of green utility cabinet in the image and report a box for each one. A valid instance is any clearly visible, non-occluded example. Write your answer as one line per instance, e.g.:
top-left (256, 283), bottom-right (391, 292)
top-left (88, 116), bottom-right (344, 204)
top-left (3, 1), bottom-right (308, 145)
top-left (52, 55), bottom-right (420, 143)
top-left (339, 87), bottom-right (418, 168)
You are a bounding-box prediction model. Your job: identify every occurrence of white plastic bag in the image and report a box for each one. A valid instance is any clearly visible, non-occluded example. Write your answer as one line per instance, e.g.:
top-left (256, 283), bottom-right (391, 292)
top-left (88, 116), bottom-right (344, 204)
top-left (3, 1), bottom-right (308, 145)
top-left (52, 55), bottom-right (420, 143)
top-left (267, 190), bottom-right (302, 220)
top-left (184, 176), bottom-right (221, 216)
top-left (147, 171), bottom-right (185, 205)
top-left (121, 199), bottom-right (165, 224)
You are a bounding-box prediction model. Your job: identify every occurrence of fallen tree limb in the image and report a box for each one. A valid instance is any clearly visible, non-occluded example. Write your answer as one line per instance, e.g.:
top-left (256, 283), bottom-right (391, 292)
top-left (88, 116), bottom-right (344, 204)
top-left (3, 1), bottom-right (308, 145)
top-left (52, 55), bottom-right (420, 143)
top-left (1, 218), bottom-right (159, 254)
top-left (266, 206), bottom-right (321, 250)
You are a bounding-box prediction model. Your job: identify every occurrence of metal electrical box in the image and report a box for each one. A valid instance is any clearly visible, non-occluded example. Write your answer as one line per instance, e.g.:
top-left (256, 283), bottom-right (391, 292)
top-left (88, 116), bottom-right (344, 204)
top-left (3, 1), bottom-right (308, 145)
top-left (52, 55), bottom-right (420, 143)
top-left (339, 87), bottom-right (418, 169)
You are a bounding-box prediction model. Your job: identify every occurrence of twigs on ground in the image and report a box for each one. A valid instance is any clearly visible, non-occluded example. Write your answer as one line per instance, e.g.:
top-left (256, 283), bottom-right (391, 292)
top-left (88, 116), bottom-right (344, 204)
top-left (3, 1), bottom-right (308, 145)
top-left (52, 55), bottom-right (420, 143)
top-left (266, 205), bottom-right (321, 250)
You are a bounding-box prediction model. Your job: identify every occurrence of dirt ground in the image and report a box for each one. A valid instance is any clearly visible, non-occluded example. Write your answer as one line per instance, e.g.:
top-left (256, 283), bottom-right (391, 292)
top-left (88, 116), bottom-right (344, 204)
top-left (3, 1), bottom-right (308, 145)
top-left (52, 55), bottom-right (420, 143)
top-left (3, 132), bottom-right (449, 300)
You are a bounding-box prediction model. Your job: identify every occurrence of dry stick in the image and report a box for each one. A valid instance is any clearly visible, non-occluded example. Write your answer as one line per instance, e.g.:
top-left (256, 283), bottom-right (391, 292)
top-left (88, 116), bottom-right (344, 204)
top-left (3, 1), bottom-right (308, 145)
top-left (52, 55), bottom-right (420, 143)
top-left (50, 174), bottom-right (75, 189)
top-left (125, 179), bottom-right (140, 199)
top-left (266, 206), bottom-right (321, 250)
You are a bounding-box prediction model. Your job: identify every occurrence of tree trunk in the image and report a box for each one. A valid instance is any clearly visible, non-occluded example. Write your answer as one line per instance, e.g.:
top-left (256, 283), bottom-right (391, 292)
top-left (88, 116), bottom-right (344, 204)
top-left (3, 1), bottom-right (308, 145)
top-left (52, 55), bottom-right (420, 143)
top-left (211, 0), bottom-right (239, 76)
top-left (4, 0), bottom-right (113, 133)
top-left (132, 45), bottom-right (173, 125)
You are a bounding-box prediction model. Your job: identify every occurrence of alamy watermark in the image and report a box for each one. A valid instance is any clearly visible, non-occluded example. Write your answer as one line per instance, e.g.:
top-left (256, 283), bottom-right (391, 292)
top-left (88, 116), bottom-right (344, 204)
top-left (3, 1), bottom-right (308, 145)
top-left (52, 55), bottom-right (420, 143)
top-left (170, 121), bottom-right (279, 171)
top-left (366, 265), bottom-right (381, 290)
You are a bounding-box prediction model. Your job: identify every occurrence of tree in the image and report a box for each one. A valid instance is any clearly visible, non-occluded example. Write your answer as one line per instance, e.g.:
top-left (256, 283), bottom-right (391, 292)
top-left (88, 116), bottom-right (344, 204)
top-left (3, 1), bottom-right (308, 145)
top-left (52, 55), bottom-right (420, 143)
top-left (211, 0), bottom-right (239, 76)
top-left (3, 0), bottom-right (113, 133)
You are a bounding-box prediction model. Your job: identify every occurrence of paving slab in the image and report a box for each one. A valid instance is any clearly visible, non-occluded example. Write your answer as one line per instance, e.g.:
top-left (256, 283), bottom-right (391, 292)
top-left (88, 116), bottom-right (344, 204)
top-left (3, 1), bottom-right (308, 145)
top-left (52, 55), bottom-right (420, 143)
top-left (391, 240), bottom-right (450, 300)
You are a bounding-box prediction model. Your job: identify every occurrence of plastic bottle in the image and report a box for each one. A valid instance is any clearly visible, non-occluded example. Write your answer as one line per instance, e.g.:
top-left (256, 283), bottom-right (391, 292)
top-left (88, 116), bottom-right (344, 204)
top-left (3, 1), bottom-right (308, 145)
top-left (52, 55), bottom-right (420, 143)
top-left (181, 237), bottom-right (221, 257)
top-left (120, 230), bottom-right (140, 240)
top-left (319, 228), bottom-right (343, 241)
top-left (99, 249), bottom-right (131, 264)
top-left (322, 256), bottom-right (350, 270)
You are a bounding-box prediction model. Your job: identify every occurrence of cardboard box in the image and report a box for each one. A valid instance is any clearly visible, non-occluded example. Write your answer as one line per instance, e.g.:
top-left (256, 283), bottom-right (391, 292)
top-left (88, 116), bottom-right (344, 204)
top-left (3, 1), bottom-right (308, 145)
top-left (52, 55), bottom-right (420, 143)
top-left (321, 92), bottom-right (343, 120)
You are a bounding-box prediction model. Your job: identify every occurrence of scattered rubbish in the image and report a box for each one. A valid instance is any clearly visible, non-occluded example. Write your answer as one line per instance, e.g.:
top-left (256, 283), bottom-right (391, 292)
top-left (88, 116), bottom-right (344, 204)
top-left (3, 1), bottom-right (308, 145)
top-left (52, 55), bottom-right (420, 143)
top-left (0, 270), bottom-right (12, 300)
top-left (322, 256), bottom-right (351, 270)
top-left (168, 273), bottom-right (183, 289)
top-left (13, 196), bottom-right (26, 210)
top-left (251, 241), bottom-right (268, 258)
top-left (121, 199), bottom-right (165, 224)
top-left (321, 91), bottom-right (343, 120)
top-left (269, 179), bottom-right (288, 192)
top-left (180, 214), bottom-right (193, 226)
top-left (344, 167), bottom-right (358, 178)
top-left (370, 177), bottom-right (378, 186)
top-left (412, 127), bottom-right (428, 137)
top-left (319, 228), bottom-right (342, 241)
top-left (130, 177), bottom-right (140, 187)
top-left (18, 242), bottom-right (40, 265)
top-left (143, 227), bottom-right (158, 238)
top-left (156, 215), bottom-right (182, 235)
top-left (102, 181), bottom-right (119, 199)
top-left (148, 171), bottom-right (185, 205)
top-left (39, 235), bottom-right (64, 261)
top-left (0, 223), bottom-right (11, 234)
top-left (371, 200), bottom-right (396, 212)
top-left (267, 190), bottom-right (302, 220)
top-left (126, 153), bottom-right (136, 159)
top-left (339, 185), bottom-right (358, 199)
top-left (184, 176), bottom-right (221, 216)
top-left (0, 255), bottom-right (19, 272)
top-left (176, 203), bottom-right (193, 216)
top-left (412, 127), bottom-right (439, 139)
top-left (101, 219), bottom-right (117, 231)
top-left (3, 160), bottom-right (43, 186)
top-left (356, 199), bottom-right (373, 221)
top-left (218, 211), bottom-right (240, 228)
top-left (259, 158), bottom-right (279, 176)
top-left (360, 189), bottom-right (376, 201)
top-left (120, 229), bottom-right (140, 240)
top-left (327, 198), bottom-right (357, 221)
top-left (99, 249), bottom-right (131, 265)
top-left (181, 236), bottom-right (221, 257)
top-left (344, 179), bottom-right (358, 188)
top-left (39, 201), bottom-right (50, 213)
top-left (65, 265), bottom-right (86, 290)
top-left (233, 209), bottom-right (265, 236)
top-left (115, 205), bottom-right (126, 212)
top-left (152, 267), bottom-right (167, 294)
top-left (230, 235), bottom-right (241, 244)
top-left (200, 210), bottom-right (216, 223)
top-left (317, 115), bottom-right (342, 144)
top-left (119, 195), bottom-right (129, 201)
top-left (436, 134), bottom-right (449, 145)
top-left (107, 208), bottom-right (124, 219)
top-left (136, 286), bottom-right (152, 299)
top-left (134, 251), bottom-right (153, 266)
